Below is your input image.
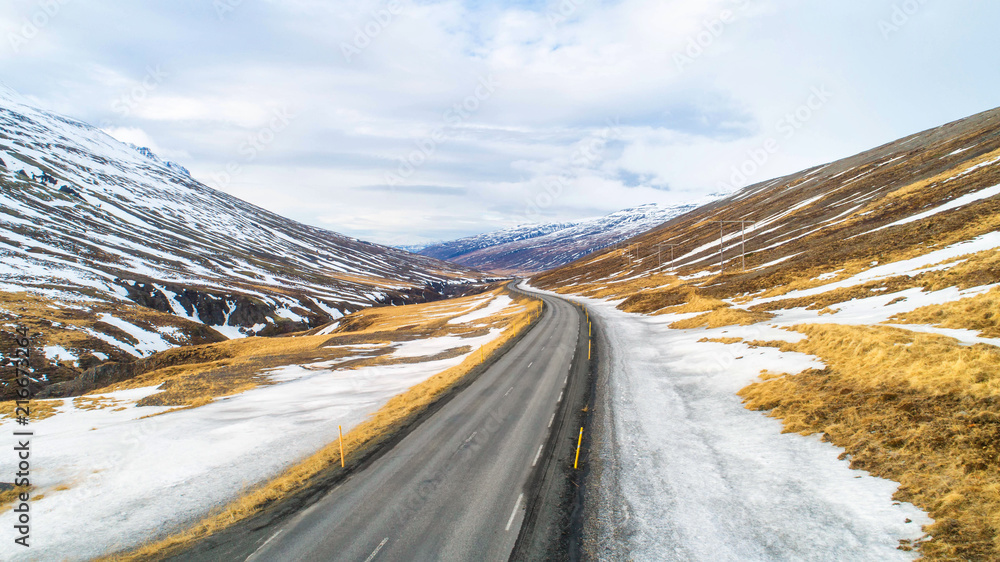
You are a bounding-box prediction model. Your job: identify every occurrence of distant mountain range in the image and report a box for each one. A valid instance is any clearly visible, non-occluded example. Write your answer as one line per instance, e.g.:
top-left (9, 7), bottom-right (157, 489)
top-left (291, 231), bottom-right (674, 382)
top-left (418, 203), bottom-right (701, 273)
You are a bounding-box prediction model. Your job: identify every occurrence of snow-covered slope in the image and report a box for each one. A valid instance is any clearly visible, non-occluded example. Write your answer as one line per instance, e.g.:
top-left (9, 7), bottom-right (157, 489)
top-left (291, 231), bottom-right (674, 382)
top-left (420, 203), bottom-right (699, 273)
top-left (533, 106), bottom-right (1000, 559)
top-left (0, 86), bottom-right (482, 375)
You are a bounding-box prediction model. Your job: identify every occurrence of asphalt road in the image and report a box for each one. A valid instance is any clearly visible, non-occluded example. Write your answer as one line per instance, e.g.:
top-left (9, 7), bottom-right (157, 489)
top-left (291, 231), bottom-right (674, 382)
top-left (243, 283), bottom-right (585, 562)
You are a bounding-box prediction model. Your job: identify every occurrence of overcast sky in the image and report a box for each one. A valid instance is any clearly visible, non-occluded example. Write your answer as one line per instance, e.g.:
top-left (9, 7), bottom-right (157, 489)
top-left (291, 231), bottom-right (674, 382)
top-left (0, 1), bottom-right (997, 245)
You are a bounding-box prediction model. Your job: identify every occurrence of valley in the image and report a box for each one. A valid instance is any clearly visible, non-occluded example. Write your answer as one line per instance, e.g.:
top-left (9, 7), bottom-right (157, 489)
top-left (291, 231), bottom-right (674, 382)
top-left (1, 73), bottom-right (999, 562)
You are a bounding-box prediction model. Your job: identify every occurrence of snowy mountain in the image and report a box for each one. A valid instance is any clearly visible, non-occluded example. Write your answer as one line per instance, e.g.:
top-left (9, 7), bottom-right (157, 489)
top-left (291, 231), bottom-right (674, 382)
top-left (0, 86), bottom-right (483, 379)
top-left (420, 204), bottom-right (700, 273)
top-left (131, 145), bottom-right (191, 177)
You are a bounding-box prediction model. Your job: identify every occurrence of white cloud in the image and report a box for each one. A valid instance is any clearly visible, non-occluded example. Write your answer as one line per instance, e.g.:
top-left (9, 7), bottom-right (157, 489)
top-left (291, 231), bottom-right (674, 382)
top-left (0, 0), bottom-right (998, 244)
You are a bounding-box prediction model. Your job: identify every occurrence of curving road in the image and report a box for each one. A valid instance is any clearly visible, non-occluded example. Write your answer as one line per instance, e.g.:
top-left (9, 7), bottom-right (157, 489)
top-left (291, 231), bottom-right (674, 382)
top-left (235, 283), bottom-right (585, 561)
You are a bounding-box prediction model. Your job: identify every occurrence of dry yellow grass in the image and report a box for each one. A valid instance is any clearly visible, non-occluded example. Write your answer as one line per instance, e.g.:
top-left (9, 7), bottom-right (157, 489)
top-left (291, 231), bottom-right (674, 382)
top-left (569, 274), bottom-right (681, 300)
top-left (739, 323), bottom-right (1000, 559)
top-left (746, 324), bottom-right (1000, 397)
top-left (698, 337), bottom-right (745, 345)
top-left (855, 147), bottom-right (1000, 218)
top-left (615, 285), bottom-right (729, 315)
top-left (890, 286), bottom-right (1000, 338)
top-left (0, 399), bottom-right (63, 421)
top-left (73, 396), bottom-right (124, 411)
top-left (0, 290), bottom-right (224, 399)
top-left (744, 245), bottom-right (1000, 315)
top-left (334, 287), bottom-right (522, 334)
top-left (669, 308), bottom-right (775, 330)
top-left (0, 487), bottom-right (31, 513)
top-left (0, 291), bottom-right (222, 359)
top-left (102, 288), bottom-right (542, 560)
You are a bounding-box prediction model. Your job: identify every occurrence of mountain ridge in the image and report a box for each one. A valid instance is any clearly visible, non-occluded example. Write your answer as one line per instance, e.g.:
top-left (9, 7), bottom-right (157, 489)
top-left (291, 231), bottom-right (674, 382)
top-left (420, 203), bottom-right (701, 273)
top-left (0, 87), bottom-right (484, 389)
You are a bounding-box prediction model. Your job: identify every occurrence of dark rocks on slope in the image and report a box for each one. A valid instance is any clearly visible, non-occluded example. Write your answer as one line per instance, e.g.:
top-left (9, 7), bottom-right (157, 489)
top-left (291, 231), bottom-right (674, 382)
top-left (118, 280), bottom-right (291, 331)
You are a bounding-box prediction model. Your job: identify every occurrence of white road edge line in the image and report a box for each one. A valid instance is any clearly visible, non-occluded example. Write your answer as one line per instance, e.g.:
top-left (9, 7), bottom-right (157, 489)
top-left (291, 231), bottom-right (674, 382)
top-left (245, 530), bottom-right (282, 561)
top-left (548, 413), bottom-right (555, 428)
top-left (506, 493), bottom-right (524, 531)
top-left (564, 376), bottom-right (568, 385)
top-left (557, 391), bottom-right (563, 403)
top-left (528, 361), bottom-right (533, 367)
top-left (505, 387), bottom-right (513, 397)
top-left (532, 444), bottom-right (544, 467)
top-left (464, 431), bottom-right (477, 444)
top-left (364, 537), bottom-right (389, 562)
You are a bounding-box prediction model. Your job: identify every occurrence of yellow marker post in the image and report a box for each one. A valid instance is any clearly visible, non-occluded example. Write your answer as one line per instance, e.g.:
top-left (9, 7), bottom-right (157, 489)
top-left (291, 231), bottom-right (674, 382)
top-left (339, 425), bottom-right (345, 468)
top-left (588, 339), bottom-right (591, 360)
top-left (574, 427), bottom-right (584, 469)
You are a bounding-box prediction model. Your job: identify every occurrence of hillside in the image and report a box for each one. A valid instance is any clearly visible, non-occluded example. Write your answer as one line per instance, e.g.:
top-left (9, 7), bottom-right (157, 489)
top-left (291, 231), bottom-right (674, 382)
top-left (533, 106), bottom-right (1000, 559)
top-left (0, 286), bottom-right (540, 560)
top-left (419, 203), bottom-right (699, 274)
top-left (0, 87), bottom-right (483, 390)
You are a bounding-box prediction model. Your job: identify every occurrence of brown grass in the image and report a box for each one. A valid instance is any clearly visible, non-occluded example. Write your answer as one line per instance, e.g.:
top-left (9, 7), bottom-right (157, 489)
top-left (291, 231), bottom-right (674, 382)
top-left (617, 285), bottom-right (729, 315)
top-left (0, 487), bottom-right (31, 513)
top-left (891, 286), bottom-right (1000, 338)
top-left (669, 308), bottom-right (775, 330)
top-left (738, 323), bottom-right (1000, 559)
top-left (698, 337), bottom-right (745, 345)
top-left (73, 396), bottom-right (124, 411)
top-left (0, 399), bottom-right (63, 421)
top-left (0, 291), bottom-right (223, 357)
top-left (102, 288), bottom-right (542, 560)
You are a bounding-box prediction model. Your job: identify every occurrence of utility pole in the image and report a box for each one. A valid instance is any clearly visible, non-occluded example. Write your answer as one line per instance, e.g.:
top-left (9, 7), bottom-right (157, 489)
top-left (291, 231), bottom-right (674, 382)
top-left (712, 220), bottom-right (757, 272)
top-left (655, 242), bottom-right (681, 268)
top-left (717, 221), bottom-right (724, 273)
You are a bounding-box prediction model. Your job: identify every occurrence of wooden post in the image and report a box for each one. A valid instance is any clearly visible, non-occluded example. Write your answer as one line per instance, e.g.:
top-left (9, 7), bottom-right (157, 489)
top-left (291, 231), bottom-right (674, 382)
top-left (574, 427), bottom-right (584, 469)
top-left (339, 425), bottom-right (345, 468)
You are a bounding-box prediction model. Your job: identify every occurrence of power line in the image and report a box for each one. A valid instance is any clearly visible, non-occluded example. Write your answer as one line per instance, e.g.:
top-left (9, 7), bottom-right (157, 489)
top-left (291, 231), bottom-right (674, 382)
top-left (711, 220), bottom-right (756, 273)
top-left (655, 242), bottom-right (681, 269)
